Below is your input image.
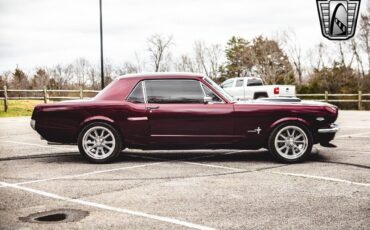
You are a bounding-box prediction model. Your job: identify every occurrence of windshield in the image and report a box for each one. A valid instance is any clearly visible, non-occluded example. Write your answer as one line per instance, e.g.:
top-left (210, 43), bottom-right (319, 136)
top-left (204, 77), bottom-right (235, 102)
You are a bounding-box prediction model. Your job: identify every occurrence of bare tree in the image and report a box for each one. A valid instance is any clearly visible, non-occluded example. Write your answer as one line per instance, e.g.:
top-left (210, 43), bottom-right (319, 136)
top-left (308, 42), bottom-right (327, 70)
top-left (194, 41), bottom-right (209, 75)
top-left (116, 53), bottom-right (146, 74)
top-left (0, 71), bottom-right (11, 88)
top-left (73, 58), bottom-right (90, 88)
top-left (147, 34), bottom-right (173, 72)
top-left (194, 41), bottom-right (223, 79)
top-left (87, 65), bottom-right (99, 89)
top-left (280, 30), bottom-right (304, 84)
top-left (359, 4), bottom-right (370, 74)
top-left (351, 39), bottom-right (365, 76)
top-left (174, 55), bottom-right (196, 72)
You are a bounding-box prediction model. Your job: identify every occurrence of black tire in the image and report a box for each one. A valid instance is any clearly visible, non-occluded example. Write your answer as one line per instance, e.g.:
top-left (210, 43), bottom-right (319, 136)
top-left (78, 122), bottom-right (122, 163)
top-left (268, 122), bottom-right (313, 163)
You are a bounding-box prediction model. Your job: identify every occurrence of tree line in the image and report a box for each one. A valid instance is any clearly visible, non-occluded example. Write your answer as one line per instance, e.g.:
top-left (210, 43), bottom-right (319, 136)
top-left (2, 7), bottom-right (370, 94)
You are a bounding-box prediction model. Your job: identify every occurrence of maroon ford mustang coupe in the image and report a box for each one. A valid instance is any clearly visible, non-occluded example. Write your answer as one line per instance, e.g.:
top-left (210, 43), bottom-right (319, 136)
top-left (31, 73), bottom-right (339, 163)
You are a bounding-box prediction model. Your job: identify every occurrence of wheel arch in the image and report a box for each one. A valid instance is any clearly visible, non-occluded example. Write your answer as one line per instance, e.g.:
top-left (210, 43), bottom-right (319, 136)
top-left (265, 117), bottom-right (311, 145)
top-left (270, 117), bottom-right (310, 130)
top-left (253, 91), bottom-right (268, 99)
top-left (78, 116), bottom-right (124, 143)
top-left (267, 118), bottom-right (314, 163)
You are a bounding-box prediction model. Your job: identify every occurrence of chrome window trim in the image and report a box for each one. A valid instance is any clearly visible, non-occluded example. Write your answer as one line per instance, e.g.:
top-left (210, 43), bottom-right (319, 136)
top-left (142, 81), bottom-right (148, 104)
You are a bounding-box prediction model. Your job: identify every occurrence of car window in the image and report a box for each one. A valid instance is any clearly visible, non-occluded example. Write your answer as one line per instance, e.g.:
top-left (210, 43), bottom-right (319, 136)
top-left (201, 84), bottom-right (223, 103)
top-left (221, 79), bottom-right (234, 88)
top-left (127, 82), bottom-right (145, 103)
top-left (247, 78), bottom-right (263, 86)
top-left (235, 79), bottom-right (244, 87)
top-left (145, 80), bottom-right (204, 104)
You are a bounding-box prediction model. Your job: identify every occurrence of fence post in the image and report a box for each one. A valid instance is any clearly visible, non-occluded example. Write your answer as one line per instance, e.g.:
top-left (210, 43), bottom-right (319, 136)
top-left (3, 85), bottom-right (8, 112)
top-left (43, 86), bottom-right (48, 104)
top-left (358, 91), bottom-right (362, 111)
top-left (80, 87), bottom-right (83, 99)
top-left (324, 91), bottom-right (328, 103)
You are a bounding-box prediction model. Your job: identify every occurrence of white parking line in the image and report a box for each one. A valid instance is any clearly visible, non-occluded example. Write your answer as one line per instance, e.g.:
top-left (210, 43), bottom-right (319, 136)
top-left (0, 162), bottom-right (163, 188)
top-left (271, 172), bottom-right (370, 187)
top-left (3, 140), bottom-right (76, 151)
top-left (128, 154), bottom-right (370, 188)
top-left (184, 161), bottom-right (244, 171)
top-left (0, 181), bottom-right (215, 230)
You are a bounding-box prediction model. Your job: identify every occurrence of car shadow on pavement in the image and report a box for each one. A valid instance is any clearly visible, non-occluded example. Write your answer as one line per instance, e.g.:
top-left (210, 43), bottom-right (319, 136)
top-left (4, 149), bottom-right (340, 166)
top-left (119, 149), bottom-right (273, 163)
top-left (11, 150), bottom-right (276, 165)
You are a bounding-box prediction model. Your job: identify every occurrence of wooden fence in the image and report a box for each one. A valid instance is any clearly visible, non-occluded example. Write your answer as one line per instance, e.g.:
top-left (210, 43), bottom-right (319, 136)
top-left (0, 86), bottom-right (369, 112)
top-left (0, 86), bottom-right (100, 112)
top-left (297, 91), bottom-right (370, 110)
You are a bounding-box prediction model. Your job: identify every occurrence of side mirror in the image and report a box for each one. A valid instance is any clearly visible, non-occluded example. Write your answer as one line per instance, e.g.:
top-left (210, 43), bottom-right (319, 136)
top-left (204, 96), bottom-right (213, 104)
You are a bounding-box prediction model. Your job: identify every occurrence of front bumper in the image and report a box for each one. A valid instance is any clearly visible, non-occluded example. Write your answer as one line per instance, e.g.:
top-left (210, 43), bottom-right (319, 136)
top-left (317, 123), bottom-right (339, 146)
top-left (318, 123), bottom-right (339, 134)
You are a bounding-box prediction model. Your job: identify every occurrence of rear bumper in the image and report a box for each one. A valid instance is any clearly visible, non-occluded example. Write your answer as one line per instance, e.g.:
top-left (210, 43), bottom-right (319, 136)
top-left (30, 119), bottom-right (36, 130)
top-left (318, 123), bottom-right (339, 134)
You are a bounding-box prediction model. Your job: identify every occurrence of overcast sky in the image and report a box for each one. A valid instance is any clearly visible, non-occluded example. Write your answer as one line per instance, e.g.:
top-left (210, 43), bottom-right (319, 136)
top-left (0, 0), bottom-right (368, 72)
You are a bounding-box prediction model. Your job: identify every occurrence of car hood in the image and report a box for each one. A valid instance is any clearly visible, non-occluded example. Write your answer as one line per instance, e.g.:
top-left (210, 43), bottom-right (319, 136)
top-left (235, 99), bottom-right (335, 108)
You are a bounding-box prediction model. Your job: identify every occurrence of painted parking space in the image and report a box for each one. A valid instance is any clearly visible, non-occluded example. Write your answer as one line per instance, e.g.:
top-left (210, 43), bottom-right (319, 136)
top-left (0, 111), bottom-right (369, 229)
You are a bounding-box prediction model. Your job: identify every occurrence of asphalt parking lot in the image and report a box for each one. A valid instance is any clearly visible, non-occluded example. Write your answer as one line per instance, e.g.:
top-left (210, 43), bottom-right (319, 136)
top-left (0, 111), bottom-right (369, 229)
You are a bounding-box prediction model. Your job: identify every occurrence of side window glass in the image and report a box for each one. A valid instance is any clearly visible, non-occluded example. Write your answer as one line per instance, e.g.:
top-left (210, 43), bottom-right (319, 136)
top-left (202, 84), bottom-right (223, 103)
top-left (235, 79), bottom-right (244, 87)
top-left (127, 82), bottom-right (145, 103)
top-left (145, 80), bottom-right (204, 104)
top-left (247, 79), bottom-right (263, 86)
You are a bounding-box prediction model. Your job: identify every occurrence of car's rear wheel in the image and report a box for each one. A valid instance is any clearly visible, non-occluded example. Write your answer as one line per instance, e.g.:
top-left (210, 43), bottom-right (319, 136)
top-left (78, 122), bottom-right (122, 163)
top-left (268, 122), bottom-right (313, 163)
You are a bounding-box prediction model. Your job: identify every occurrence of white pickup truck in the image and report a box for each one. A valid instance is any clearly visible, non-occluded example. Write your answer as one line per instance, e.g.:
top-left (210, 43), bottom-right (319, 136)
top-left (220, 77), bottom-right (296, 100)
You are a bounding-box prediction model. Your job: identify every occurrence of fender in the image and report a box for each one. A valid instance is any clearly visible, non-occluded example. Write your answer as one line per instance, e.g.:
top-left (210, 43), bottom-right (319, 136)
top-left (78, 115), bottom-right (125, 140)
top-left (80, 116), bottom-right (115, 127)
top-left (269, 117), bottom-right (311, 132)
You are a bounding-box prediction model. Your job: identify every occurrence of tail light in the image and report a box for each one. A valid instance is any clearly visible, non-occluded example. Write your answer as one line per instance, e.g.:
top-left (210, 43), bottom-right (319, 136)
top-left (274, 87), bottom-right (279, 94)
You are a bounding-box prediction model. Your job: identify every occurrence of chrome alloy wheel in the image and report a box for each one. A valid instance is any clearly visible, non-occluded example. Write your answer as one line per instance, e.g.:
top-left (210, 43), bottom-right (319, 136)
top-left (274, 126), bottom-right (308, 160)
top-left (82, 126), bottom-right (116, 160)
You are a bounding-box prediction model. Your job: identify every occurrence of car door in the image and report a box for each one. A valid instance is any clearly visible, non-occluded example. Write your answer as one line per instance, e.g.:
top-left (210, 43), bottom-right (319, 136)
top-left (144, 79), bottom-right (235, 148)
top-left (123, 81), bottom-right (150, 147)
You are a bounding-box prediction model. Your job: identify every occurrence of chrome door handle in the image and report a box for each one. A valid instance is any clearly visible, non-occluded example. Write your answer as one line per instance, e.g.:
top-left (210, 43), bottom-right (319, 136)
top-left (146, 106), bottom-right (160, 110)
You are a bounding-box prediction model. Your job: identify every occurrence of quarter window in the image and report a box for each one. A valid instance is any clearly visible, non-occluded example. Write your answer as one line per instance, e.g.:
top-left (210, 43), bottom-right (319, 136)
top-left (202, 84), bottom-right (223, 103)
top-left (127, 82), bottom-right (145, 103)
top-left (145, 80), bottom-right (204, 104)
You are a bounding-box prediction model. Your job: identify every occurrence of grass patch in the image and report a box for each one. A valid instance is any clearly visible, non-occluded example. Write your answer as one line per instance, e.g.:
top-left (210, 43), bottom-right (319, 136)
top-left (0, 100), bottom-right (44, 117)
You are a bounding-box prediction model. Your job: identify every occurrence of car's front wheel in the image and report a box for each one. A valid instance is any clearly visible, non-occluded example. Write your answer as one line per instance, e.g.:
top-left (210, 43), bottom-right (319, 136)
top-left (78, 122), bottom-right (122, 163)
top-left (268, 122), bottom-right (313, 163)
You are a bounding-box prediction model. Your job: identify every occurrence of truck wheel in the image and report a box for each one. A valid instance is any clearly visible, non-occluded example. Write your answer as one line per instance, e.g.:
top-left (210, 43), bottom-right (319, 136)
top-left (268, 122), bottom-right (313, 163)
top-left (78, 122), bottom-right (122, 163)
